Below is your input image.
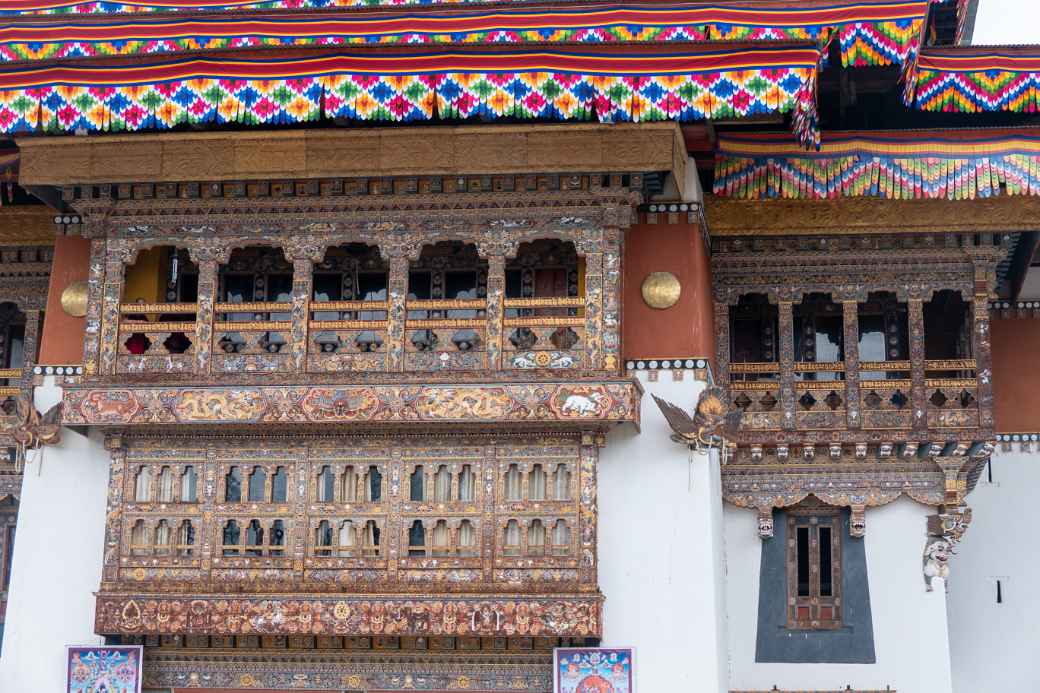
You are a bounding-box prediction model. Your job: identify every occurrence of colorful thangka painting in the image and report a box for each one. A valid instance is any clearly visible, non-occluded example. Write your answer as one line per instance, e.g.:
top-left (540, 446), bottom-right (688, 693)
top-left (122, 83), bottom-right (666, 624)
top-left (67, 645), bottom-right (143, 693)
top-left (554, 647), bottom-right (635, 693)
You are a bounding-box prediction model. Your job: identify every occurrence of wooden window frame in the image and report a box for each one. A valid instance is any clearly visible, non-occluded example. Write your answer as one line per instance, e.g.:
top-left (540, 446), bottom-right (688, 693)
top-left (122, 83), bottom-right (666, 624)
top-left (786, 505), bottom-right (842, 630)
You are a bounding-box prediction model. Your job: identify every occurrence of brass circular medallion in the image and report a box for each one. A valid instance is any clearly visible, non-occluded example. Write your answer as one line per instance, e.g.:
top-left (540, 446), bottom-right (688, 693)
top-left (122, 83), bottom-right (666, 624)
top-left (641, 271), bottom-right (681, 309)
top-left (60, 280), bottom-right (88, 317)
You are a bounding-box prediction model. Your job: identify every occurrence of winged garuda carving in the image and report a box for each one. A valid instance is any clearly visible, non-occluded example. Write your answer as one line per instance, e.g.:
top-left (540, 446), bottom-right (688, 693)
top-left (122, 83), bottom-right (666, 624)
top-left (5, 395), bottom-right (62, 449)
top-left (652, 386), bottom-right (742, 449)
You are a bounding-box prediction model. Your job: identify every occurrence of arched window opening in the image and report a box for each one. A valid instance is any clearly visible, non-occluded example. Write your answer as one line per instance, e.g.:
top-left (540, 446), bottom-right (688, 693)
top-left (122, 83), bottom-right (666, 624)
top-left (156, 466), bottom-right (175, 503)
top-left (222, 520), bottom-right (241, 556)
top-left (363, 520), bottom-right (381, 557)
top-left (459, 465), bottom-right (476, 502)
top-left (408, 520), bottom-right (427, 557)
top-left (134, 467), bottom-right (153, 502)
top-left (177, 520), bottom-right (195, 557)
top-left (503, 520), bottom-right (521, 556)
top-left (245, 519), bottom-right (264, 556)
top-left (410, 467), bottom-right (425, 502)
top-left (225, 467), bottom-right (242, 502)
top-left (341, 466), bottom-right (358, 503)
top-left (312, 244), bottom-right (387, 353)
top-left (528, 464), bottom-right (546, 501)
top-left (504, 465), bottom-right (521, 502)
top-left (434, 465), bottom-right (451, 503)
top-left (408, 241), bottom-right (488, 353)
top-left (271, 467), bottom-right (288, 503)
top-left (794, 293), bottom-right (844, 375)
top-left (506, 239), bottom-right (582, 319)
top-left (552, 520), bottom-right (570, 555)
top-left (270, 520), bottom-right (285, 557)
top-left (858, 291), bottom-right (910, 380)
top-left (130, 519), bottom-right (150, 556)
top-left (365, 466), bottom-right (383, 502)
top-left (528, 520), bottom-right (546, 556)
top-left (247, 466), bottom-right (267, 502)
top-left (553, 464), bottom-right (571, 501)
top-left (217, 246), bottom-right (291, 355)
top-left (154, 520), bottom-right (172, 555)
top-left (338, 520), bottom-right (356, 557)
top-left (315, 520), bottom-right (333, 556)
top-left (432, 520), bottom-right (450, 556)
top-left (458, 520), bottom-right (477, 556)
top-left (729, 294), bottom-right (779, 377)
top-left (120, 247), bottom-right (197, 355)
top-left (180, 466), bottom-right (197, 503)
top-left (317, 465), bottom-right (335, 503)
top-left (924, 290), bottom-right (972, 361)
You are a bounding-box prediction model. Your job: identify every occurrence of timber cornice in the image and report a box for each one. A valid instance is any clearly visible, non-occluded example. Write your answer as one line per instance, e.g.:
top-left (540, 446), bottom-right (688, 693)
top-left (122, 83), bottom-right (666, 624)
top-left (705, 195), bottom-right (1040, 236)
top-left (17, 123), bottom-right (686, 188)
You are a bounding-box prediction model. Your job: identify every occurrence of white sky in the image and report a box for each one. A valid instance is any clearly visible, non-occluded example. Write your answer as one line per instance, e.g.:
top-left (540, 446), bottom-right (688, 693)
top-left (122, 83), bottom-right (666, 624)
top-left (972, 0), bottom-right (1040, 44)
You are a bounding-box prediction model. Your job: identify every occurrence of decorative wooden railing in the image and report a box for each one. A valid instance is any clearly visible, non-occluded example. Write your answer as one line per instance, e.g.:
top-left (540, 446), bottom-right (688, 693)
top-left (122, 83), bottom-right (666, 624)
top-left (115, 295), bottom-right (600, 376)
top-left (728, 359), bottom-right (982, 434)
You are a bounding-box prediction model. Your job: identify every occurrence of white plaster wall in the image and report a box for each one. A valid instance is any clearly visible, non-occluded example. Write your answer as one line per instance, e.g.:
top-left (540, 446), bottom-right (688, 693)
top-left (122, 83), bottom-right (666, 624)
top-left (600, 370), bottom-right (728, 693)
top-left (948, 450), bottom-right (1040, 693)
top-left (726, 497), bottom-right (953, 693)
top-left (0, 379), bottom-right (110, 692)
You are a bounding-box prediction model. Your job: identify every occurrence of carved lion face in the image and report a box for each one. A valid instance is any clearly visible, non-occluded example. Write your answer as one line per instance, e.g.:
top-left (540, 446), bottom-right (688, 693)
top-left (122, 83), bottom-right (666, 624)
top-left (925, 539), bottom-right (951, 563)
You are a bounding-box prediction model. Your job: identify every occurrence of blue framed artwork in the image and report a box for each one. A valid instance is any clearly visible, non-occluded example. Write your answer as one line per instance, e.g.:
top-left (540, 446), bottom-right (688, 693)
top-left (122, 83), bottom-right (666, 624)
top-left (554, 647), bottom-right (635, 693)
top-left (67, 645), bottom-right (143, 693)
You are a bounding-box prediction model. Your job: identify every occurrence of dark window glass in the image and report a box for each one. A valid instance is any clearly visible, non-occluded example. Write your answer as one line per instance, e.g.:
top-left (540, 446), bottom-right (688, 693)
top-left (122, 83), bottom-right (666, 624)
top-left (270, 520), bottom-right (285, 556)
top-left (225, 467), bottom-right (241, 503)
top-left (924, 290), bottom-right (971, 360)
top-left (246, 520), bottom-right (264, 556)
top-left (505, 269), bottom-right (523, 299)
top-left (247, 467), bottom-right (266, 502)
top-left (408, 272), bottom-right (432, 300)
top-left (408, 520), bottom-right (425, 556)
top-left (267, 274), bottom-right (292, 302)
top-left (797, 526), bottom-right (810, 597)
top-left (222, 521), bottom-right (240, 555)
top-left (357, 272), bottom-right (388, 301)
top-left (820, 526), bottom-right (833, 597)
top-left (271, 467), bottom-right (288, 502)
top-left (410, 468), bottom-right (424, 502)
top-left (369, 466), bottom-right (382, 501)
top-left (178, 273), bottom-right (199, 302)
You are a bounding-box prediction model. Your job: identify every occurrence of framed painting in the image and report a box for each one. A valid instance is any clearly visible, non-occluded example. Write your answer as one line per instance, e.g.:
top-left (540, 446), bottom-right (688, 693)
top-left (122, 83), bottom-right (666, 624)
top-left (554, 647), bottom-right (635, 693)
top-left (67, 644), bottom-right (143, 693)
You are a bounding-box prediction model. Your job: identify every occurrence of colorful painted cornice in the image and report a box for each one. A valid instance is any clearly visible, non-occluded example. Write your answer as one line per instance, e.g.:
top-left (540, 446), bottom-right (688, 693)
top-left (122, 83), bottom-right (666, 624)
top-left (0, 2), bottom-right (930, 69)
top-left (906, 46), bottom-right (1040, 113)
top-left (0, 45), bottom-right (821, 146)
top-left (714, 129), bottom-right (1040, 200)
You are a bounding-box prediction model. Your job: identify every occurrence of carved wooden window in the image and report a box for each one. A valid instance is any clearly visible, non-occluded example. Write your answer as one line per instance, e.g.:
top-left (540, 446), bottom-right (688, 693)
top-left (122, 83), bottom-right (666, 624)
top-left (0, 303), bottom-right (26, 370)
top-left (459, 465), bottom-right (475, 502)
top-left (156, 467), bottom-right (174, 503)
top-left (270, 520), bottom-right (285, 556)
top-left (505, 239), bottom-right (582, 318)
top-left (154, 520), bottom-right (172, 555)
top-left (337, 520), bottom-right (356, 556)
top-left (130, 520), bottom-right (150, 556)
top-left (409, 467), bottom-right (426, 502)
top-left (529, 464), bottom-right (546, 501)
top-left (787, 507), bottom-right (842, 629)
top-left (924, 290), bottom-right (972, 361)
top-left (180, 466), bottom-right (197, 503)
top-left (317, 466), bottom-right (335, 503)
top-left (177, 520), bottom-right (195, 556)
top-left (362, 520), bottom-right (381, 556)
top-left (341, 467), bottom-right (358, 503)
top-left (858, 292), bottom-right (908, 365)
top-left (434, 466), bottom-right (451, 502)
top-left (553, 464), bottom-right (571, 501)
top-left (225, 467), bottom-right (242, 502)
top-left (134, 467), bottom-right (152, 502)
top-left (503, 520), bottom-right (521, 556)
top-left (315, 520), bottom-right (333, 556)
top-left (528, 520), bottom-right (546, 556)
top-left (222, 520), bottom-right (241, 556)
top-left (794, 293), bottom-right (844, 369)
top-left (504, 465), bottom-right (522, 502)
top-left (458, 520), bottom-right (477, 556)
top-left (432, 520), bottom-right (451, 555)
top-left (247, 466), bottom-right (266, 502)
top-left (729, 294), bottom-right (779, 367)
top-left (408, 520), bottom-right (427, 556)
top-left (364, 466), bottom-right (383, 502)
top-left (552, 519), bottom-right (571, 556)
top-left (271, 467), bottom-right (288, 502)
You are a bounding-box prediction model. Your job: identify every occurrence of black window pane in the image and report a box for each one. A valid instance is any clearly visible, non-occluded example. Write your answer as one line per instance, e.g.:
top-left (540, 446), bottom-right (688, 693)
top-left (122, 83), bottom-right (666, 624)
top-left (247, 469), bottom-right (265, 502)
top-left (358, 272), bottom-right (387, 301)
top-left (225, 468), bottom-right (241, 502)
top-left (312, 274), bottom-right (342, 302)
top-left (272, 468), bottom-right (287, 502)
top-left (179, 273), bottom-right (199, 302)
top-left (445, 271), bottom-right (477, 299)
top-left (369, 467), bottom-right (382, 501)
top-left (410, 469), bottom-right (424, 501)
top-left (408, 272), bottom-right (431, 300)
top-left (223, 275), bottom-right (253, 303)
top-left (797, 526), bottom-right (810, 597)
top-left (820, 526), bottom-right (833, 597)
top-left (267, 274), bottom-right (293, 302)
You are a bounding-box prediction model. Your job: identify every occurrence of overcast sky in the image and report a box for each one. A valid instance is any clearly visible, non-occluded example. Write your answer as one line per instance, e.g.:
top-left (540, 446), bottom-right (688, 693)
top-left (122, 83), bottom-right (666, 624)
top-left (972, 0), bottom-right (1040, 44)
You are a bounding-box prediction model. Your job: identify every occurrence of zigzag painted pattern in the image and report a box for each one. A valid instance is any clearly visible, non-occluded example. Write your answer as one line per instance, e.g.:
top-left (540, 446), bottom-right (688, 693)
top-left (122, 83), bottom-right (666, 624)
top-left (714, 152), bottom-right (1040, 199)
top-left (914, 68), bottom-right (1040, 112)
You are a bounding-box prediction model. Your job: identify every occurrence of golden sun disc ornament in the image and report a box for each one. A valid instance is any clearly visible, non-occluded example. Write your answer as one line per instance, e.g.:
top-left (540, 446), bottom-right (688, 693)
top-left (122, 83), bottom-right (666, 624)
top-left (60, 280), bottom-right (89, 317)
top-left (641, 271), bottom-right (681, 309)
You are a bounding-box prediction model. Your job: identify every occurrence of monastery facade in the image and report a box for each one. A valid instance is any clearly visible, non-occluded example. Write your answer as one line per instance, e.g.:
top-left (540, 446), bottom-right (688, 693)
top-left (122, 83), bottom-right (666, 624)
top-left (0, 1), bottom-right (1035, 691)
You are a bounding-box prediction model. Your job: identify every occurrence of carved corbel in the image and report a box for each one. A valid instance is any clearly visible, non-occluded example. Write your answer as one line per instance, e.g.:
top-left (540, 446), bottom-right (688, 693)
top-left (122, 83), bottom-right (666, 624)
top-left (4, 396), bottom-right (62, 450)
top-left (757, 507), bottom-right (775, 539)
top-left (850, 505), bottom-right (866, 538)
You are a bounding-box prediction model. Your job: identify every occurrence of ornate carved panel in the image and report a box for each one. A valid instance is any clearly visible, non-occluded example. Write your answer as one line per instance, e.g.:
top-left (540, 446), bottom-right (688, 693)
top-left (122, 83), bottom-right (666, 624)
top-left (97, 433), bottom-right (603, 638)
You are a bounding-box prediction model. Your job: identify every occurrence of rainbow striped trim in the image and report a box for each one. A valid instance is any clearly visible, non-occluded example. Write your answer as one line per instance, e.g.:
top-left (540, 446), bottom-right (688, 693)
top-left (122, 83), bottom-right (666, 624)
top-left (0, 2), bottom-right (929, 69)
top-left (714, 129), bottom-right (1040, 199)
top-left (0, 46), bottom-right (820, 145)
top-left (906, 47), bottom-right (1040, 113)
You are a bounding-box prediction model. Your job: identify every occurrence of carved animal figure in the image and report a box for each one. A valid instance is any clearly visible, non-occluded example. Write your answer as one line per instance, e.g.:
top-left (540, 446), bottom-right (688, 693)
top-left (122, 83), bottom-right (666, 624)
top-left (561, 392), bottom-right (606, 416)
top-left (512, 354), bottom-right (537, 369)
top-left (653, 386), bottom-right (743, 447)
top-left (8, 396), bottom-right (62, 449)
top-left (923, 538), bottom-right (953, 592)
